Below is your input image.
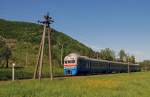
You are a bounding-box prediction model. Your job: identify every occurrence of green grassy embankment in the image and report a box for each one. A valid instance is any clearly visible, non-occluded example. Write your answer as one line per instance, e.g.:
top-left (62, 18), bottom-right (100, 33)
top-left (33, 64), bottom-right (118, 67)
top-left (0, 71), bottom-right (150, 97)
top-left (0, 19), bottom-right (95, 80)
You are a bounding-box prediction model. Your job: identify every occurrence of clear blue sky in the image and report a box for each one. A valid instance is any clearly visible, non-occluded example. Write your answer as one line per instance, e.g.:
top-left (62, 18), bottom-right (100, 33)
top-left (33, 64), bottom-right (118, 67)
top-left (1, 0), bottom-right (150, 61)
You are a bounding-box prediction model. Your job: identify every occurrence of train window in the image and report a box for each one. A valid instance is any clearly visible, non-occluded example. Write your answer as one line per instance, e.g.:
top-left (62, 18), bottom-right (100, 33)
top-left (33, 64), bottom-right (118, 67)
top-left (65, 61), bottom-right (67, 64)
top-left (68, 60), bottom-right (70, 63)
top-left (71, 60), bottom-right (75, 63)
top-left (68, 60), bottom-right (71, 63)
top-left (78, 59), bottom-right (83, 64)
top-left (68, 60), bottom-right (75, 63)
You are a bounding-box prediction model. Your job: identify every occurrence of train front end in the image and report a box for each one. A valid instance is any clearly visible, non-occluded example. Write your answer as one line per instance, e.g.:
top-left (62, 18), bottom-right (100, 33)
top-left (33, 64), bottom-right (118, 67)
top-left (64, 53), bottom-right (78, 76)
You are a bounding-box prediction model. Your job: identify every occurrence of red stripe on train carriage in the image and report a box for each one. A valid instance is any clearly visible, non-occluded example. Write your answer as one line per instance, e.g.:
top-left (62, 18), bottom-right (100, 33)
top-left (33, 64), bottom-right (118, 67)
top-left (64, 64), bottom-right (77, 66)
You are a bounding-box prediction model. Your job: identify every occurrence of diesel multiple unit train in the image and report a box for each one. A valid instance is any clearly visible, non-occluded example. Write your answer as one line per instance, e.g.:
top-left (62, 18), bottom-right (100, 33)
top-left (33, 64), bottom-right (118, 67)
top-left (64, 53), bottom-right (140, 76)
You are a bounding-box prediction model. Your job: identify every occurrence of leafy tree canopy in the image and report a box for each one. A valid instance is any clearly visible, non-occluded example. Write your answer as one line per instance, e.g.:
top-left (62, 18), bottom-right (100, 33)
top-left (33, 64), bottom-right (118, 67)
top-left (99, 48), bottom-right (116, 61)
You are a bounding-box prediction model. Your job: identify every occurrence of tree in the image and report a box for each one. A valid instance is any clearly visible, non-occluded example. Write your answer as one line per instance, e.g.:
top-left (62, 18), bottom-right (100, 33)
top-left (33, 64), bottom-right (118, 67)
top-left (0, 37), bottom-right (12, 68)
top-left (140, 60), bottom-right (150, 71)
top-left (129, 55), bottom-right (136, 63)
top-left (99, 48), bottom-right (116, 61)
top-left (125, 54), bottom-right (136, 64)
top-left (0, 46), bottom-right (12, 68)
top-left (119, 49), bottom-right (127, 62)
top-left (4, 47), bottom-right (12, 68)
top-left (0, 38), bottom-right (6, 67)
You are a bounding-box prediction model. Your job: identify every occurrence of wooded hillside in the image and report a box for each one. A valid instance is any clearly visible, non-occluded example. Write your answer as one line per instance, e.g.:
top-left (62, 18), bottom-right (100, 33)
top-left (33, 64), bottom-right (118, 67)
top-left (0, 19), bottom-right (94, 67)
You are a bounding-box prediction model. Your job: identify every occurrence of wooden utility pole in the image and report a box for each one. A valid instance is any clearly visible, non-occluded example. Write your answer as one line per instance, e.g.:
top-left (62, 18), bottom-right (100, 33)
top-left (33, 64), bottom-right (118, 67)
top-left (33, 13), bottom-right (54, 80)
top-left (127, 55), bottom-right (130, 74)
top-left (128, 62), bottom-right (130, 74)
top-left (61, 44), bottom-right (64, 66)
top-left (58, 42), bottom-right (65, 66)
top-left (97, 53), bottom-right (99, 59)
top-left (25, 42), bottom-right (28, 66)
top-left (48, 28), bottom-right (53, 80)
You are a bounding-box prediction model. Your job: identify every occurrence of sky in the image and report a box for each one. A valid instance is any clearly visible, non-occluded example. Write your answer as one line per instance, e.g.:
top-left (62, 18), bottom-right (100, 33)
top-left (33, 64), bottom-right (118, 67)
top-left (0, 0), bottom-right (150, 61)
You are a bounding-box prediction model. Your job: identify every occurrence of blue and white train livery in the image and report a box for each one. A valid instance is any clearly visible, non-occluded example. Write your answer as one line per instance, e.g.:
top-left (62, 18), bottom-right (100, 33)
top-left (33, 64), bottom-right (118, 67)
top-left (64, 53), bottom-right (140, 76)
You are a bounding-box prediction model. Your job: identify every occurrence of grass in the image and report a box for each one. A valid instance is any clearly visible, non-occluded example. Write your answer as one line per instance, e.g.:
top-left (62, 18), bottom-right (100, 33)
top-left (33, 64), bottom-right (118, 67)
top-left (0, 71), bottom-right (150, 97)
top-left (0, 66), bottom-right (64, 80)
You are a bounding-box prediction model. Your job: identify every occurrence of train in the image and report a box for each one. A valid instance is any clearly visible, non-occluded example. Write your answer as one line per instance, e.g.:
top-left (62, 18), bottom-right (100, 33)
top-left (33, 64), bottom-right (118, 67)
top-left (64, 53), bottom-right (140, 76)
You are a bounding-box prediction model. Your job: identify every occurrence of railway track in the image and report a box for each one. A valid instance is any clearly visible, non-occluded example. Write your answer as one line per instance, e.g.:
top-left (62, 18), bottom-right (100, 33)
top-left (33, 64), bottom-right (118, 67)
top-left (55, 73), bottom-right (126, 80)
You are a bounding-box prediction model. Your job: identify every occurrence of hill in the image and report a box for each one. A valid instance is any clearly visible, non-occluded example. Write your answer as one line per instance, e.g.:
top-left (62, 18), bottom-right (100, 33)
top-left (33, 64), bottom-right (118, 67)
top-left (0, 19), bottom-right (95, 68)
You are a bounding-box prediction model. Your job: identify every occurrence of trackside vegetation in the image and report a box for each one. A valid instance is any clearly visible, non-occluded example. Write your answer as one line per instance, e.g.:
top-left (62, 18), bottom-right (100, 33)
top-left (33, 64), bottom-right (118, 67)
top-left (0, 19), bottom-right (94, 68)
top-left (0, 18), bottom-right (150, 97)
top-left (0, 19), bottom-right (94, 79)
top-left (0, 18), bottom-right (150, 80)
top-left (0, 71), bottom-right (150, 97)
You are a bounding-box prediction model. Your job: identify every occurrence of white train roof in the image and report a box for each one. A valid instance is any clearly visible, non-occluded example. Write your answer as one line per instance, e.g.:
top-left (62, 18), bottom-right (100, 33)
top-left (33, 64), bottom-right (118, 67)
top-left (65, 53), bottom-right (139, 65)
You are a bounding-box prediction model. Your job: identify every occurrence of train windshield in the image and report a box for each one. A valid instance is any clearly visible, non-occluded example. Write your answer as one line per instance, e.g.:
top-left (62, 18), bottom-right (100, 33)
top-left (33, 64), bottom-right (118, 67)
top-left (65, 61), bottom-right (67, 64)
top-left (66, 60), bottom-right (75, 64)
